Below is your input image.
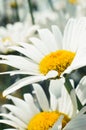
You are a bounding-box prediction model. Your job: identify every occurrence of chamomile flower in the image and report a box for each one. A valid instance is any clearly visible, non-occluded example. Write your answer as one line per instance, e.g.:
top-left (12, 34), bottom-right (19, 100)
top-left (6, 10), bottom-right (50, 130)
top-left (54, 0), bottom-right (86, 21)
top-left (0, 22), bottom-right (39, 54)
top-left (68, 0), bottom-right (86, 18)
top-left (1, 17), bottom-right (86, 96)
top-left (0, 83), bottom-right (86, 130)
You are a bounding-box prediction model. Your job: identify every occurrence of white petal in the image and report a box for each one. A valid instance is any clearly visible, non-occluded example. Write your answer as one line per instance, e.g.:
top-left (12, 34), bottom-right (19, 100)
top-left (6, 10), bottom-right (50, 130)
top-left (49, 79), bottom-right (64, 110)
top-left (0, 70), bottom-right (40, 76)
top-left (49, 79), bottom-right (64, 98)
top-left (0, 113), bottom-right (27, 128)
top-left (49, 91), bottom-right (58, 111)
top-left (71, 18), bottom-right (86, 51)
top-left (8, 45), bottom-right (44, 63)
top-left (30, 37), bottom-right (49, 55)
top-left (15, 42), bottom-right (44, 63)
top-left (6, 95), bottom-right (39, 123)
top-left (46, 70), bottom-right (58, 79)
top-left (63, 46), bottom-right (86, 74)
top-left (72, 46), bottom-right (86, 68)
top-left (63, 18), bottom-right (86, 52)
top-left (51, 115), bottom-right (63, 130)
top-left (2, 104), bottom-right (29, 124)
top-left (51, 25), bottom-right (62, 49)
top-left (24, 93), bottom-right (40, 114)
top-left (58, 86), bottom-right (73, 118)
top-left (6, 95), bottom-right (38, 121)
top-left (6, 95), bottom-right (35, 116)
top-left (38, 28), bottom-right (58, 52)
top-left (76, 76), bottom-right (86, 105)
top-left (64, 115), bottom-right (86, 130)
top-left (3, 75), bottom-right (46, 96)
top-left (0, 55), bottom-right (38, 71)
top-left (63, 18), bottom-right (75, 50)
top-left (33, 83), bottom-right (49, 111)
top-left (70, 89), bottom-right (77, 117)
top-left (0, 120), bottom-right (19, 128)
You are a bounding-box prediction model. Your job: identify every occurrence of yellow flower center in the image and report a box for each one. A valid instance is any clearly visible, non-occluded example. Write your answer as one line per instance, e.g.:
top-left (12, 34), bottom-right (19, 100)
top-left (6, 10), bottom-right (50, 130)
top-left (10, 2), bottom-right (17, 8)
top-left (39, 50), bottom-right (75, 77)
top-left (2, 37), bottom-right (12, 43)
top-left (68, 0), bottom-right (77, 4)
top-left (28, 111), bottom-right (70, 130)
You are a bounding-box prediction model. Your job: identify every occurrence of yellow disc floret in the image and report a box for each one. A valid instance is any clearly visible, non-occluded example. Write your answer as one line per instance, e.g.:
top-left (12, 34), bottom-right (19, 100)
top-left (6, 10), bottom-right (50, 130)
top-left (68, 0), bottom-right (77, 4)
top-left (28, 111), bottom-right (70, 130)
top-left (10, 2), bottom-right (17, 8)
top-left (39, 50), bottom-right (75, 77)
top-left (2, 37), bottom-right (12, 43)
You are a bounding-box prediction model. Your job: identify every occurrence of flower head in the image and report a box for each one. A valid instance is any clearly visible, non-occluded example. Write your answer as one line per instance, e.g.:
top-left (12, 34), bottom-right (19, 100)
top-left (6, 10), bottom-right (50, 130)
top-left (1, 18), bottom-right (86, 96)
top-left (0, 22), bottom-right (39, 54)
top-left (0, 82), bottom-right (86, 130)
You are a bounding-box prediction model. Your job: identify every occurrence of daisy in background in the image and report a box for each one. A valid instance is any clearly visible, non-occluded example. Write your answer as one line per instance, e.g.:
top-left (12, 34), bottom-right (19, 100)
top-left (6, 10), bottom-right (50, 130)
top-left (33, 10), bottom-right (59, 29)
top-left (52, 0), bottom-right (76, 20)
top-left (68, 0), bottom-right (86, 17)
top-left (0, 21), bottom-right (39, 54)
top-left (0, 82), bottom-right (86, 130)
top-left (53, 0), bottom-right (86, 21)
top-left (1, 17), bottom-right (86, 96)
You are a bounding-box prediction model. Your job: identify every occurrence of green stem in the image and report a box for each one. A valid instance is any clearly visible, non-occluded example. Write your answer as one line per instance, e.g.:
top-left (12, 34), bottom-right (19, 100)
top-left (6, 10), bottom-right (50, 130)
top-left (48, 0), bottom-right (56, 11)
top-left (27, 0), bottom-right (35, 25)
top-left (15, 0), bottom-right (20, 21)
top-left (64, 75), bottom-right (83, 111)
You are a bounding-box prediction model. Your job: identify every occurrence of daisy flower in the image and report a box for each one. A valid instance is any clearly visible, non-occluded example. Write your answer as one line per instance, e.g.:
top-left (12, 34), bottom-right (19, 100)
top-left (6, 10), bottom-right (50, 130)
top-left (53, 0), bottom-right (77, 20)
top-left (54, 0), bottom-right (86, 22)
top-left (68, 0), bottom-right (86, 18)
top-left (0, 22), bottom-right (39, 54)
top-left (1, 17), bottom-right (86, 96)
top-left (0, 83), bottom-right (86, 130)
top-left (34, 10), bottom-right (59, 28)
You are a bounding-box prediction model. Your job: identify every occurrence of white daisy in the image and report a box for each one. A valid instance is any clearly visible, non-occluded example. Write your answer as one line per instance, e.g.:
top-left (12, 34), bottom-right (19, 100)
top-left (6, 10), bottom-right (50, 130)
top-left (54, 0), bottom-right (86, 21)
top-left (53, 0), bottom-right (77, 20)
top-left (68, 0), bottom-right (86, 18)
top-left (0, 83), bottom-right (86, 130)
top-left (0, 22), bottom-right (39, 54)
top-left (34, 10), bottom-right (59, 28)
top-left (1, 17), bottom-right (86, 96)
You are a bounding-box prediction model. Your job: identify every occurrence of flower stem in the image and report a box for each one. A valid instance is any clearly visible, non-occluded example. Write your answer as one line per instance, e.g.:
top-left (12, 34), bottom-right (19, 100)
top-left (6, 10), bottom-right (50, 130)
top-left (15, 0), bottom-right (20, 21)
top-left (27, 0), bottom-right (35, 25)
top-left (48, 0), bottom-right (56, 11)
